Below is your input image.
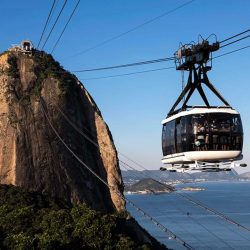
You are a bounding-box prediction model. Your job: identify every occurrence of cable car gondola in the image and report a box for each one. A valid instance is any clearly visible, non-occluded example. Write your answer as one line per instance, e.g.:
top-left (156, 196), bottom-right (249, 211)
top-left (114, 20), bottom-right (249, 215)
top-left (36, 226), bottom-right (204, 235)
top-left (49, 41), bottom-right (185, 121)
top-left (161, 38), bottom-right (244, 172)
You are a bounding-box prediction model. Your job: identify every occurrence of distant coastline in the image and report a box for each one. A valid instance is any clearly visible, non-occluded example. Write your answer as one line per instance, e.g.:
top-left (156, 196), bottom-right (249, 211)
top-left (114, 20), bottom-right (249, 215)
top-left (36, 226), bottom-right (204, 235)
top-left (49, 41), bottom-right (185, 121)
top-left (125, 190), bottom-right (171, 195)
top-left (181, 186), bottom-right (205, 191)
top-left (123, 170), bottom-right (250, 195)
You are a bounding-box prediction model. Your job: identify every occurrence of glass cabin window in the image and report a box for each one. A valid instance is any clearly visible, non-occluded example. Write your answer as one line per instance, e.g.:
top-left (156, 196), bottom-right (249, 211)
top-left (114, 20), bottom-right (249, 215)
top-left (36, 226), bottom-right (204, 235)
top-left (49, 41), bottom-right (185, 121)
top-left (190, 113), bottom-right (243, 151)
top-left (231, 116), bottom-right (243, 133)
top-left (162, 112), bottom-right (243, 157)
top-left (176, 118), bottom-right (182, 153)
top-left (162, 124), bottom-right (167, 155)
top-left (192, 114), bottom-right (209, 150)
top-left (181, 116), bottom-right (193, 152)
top-left (162, 120), bottom-right (176, 156)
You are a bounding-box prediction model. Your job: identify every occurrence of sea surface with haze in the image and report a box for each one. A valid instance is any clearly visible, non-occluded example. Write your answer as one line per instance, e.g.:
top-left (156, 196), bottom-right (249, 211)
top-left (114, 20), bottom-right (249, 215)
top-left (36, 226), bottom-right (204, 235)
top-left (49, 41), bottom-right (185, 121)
top-left (126, 181), bottom-right (250, 249)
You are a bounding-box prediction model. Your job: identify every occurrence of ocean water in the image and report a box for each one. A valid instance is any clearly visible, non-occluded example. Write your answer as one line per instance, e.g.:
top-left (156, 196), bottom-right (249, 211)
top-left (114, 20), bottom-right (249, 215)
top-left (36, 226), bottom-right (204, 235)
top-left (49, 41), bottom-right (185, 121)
top-left (126, 181), bottom-right (250, 250)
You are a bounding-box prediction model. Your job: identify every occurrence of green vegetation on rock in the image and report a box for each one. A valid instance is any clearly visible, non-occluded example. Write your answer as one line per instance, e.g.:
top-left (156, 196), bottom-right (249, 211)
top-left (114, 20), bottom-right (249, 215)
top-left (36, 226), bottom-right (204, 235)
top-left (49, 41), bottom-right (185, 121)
top-left (7, 54), bottom-right (19, 79)
top-left (0, 185), bottom-right (165, 250)
top-left (33, 51), bottom-right (77, 97)
top-left (125, 178), bottom-right (174, 193)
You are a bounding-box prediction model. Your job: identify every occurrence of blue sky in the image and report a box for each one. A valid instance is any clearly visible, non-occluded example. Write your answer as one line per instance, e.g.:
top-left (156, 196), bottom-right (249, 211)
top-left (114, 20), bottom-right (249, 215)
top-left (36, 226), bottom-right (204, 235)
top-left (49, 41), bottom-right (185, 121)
top-left (1, 0), bottom-right (250, 173)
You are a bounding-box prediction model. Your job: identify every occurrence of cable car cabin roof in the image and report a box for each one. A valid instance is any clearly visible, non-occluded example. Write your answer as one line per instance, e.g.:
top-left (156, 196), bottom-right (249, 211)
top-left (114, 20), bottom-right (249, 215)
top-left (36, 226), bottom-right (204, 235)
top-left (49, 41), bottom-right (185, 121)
top-left (162, 107), bottom-right (239, 125)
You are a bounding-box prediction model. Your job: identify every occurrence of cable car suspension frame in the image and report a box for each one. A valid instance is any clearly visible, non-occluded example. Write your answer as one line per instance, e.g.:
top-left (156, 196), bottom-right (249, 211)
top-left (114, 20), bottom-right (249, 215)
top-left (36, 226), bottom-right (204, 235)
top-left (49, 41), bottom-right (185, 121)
top-left (169, 40), bottom-right (230, 116)
top-left (161, 37), bottom-right (246, 172)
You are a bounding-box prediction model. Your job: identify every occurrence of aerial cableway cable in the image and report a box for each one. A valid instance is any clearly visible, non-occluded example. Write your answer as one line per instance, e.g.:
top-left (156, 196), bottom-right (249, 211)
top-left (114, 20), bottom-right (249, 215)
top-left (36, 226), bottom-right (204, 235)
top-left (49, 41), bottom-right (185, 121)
top-left (123, 159), bottom-right (250, 234)
top-left (78, 44), bottom-right (250, 81)
top-left (120, 161), bottom-right (250, 247)
top-left (220, 34), bottom-right (250, 48)
top-left (52, 93), bottom-right (250, 246)
top-left (68, 0), bottom-right (196, 58)
top-left (177, 192), bottom-right (250, 233)
top-left (51, 0), bottom-right (81, 54)
top-left (220, 28), bottom-right (250, 44)
top-left (41, 0), bottom-right (68, 50)
top-left (172, 199), bottom-right (235, 250)
top-left (119, 155), bottom-right (250, 235)
top-left (80, 66), bottom-right (175, 81)
top-left (120, 160), bottom-right (250, 247)
top-left (120, 161), bottom-right (236, 249)
top-left (68, 28), bottom-right (250, 76)
top-left (131, 179), bottom-right (206, 249)
top-left (52, 86), bottom-right (250, 236)
top-left (213, 45), bottom-right (250, 59)
top-left (74, 34), bottom-right (250, 81)
top-left (37, 0), bottom-right (57, 49)
top-left (48, 0), bottom-right (60, 26)
top-left (72, 57), bottom-right (175, 72)
top-left (73, 29), bottom-right (250, 76)
top-left (39, 97), bottom-right (194, 250)
top-left (115, 160), bottom-right (242, 249)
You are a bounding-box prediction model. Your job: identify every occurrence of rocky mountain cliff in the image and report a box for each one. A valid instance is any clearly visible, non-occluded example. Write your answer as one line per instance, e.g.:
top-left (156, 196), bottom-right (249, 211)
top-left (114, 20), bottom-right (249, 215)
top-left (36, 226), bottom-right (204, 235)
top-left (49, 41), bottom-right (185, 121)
top-left (0, 49), bottom-right (124, 213)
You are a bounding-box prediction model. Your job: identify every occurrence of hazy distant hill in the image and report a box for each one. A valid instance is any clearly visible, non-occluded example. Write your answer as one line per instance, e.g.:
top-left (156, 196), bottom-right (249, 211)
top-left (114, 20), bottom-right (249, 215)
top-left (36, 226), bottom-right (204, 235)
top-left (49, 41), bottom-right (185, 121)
top-left (239, 172), bottom-right (250, 179)
top-left (122, 169), bottom-right (239, 185)
top-left (125, 178), bottom-right (174, 193)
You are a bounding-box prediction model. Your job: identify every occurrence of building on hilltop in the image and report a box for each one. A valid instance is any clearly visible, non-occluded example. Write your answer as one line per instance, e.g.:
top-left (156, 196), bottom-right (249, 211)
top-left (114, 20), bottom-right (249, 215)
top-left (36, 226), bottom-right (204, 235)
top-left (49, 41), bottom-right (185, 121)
top-left (8, 40), bottom-right (34, 54)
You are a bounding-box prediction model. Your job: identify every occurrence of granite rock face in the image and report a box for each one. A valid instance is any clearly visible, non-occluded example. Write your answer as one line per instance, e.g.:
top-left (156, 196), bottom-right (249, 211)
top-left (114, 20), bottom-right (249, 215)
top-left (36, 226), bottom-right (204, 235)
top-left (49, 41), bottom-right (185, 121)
top-left (0, 50), bottom-right (125, 212)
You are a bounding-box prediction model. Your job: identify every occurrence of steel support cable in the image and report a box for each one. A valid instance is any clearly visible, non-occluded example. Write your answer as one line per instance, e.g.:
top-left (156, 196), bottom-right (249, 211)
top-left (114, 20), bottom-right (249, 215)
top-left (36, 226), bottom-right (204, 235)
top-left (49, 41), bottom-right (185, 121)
top-left (68, 0), bottom-right (195, 58)
top-left (48, 0), bottom-right (60, 25)
top-left (55, 103), bottom-right (249, 248)
top-left (126, 199), bottom-right (195, 250)
top-left (220, 34), bottom-right (250, 49)
top-left (37, 0), bottom-right (57, 49)
top-left (50, 78), bottom-right (250, 234)
top-left (54, 102), bottom-right (183, 189)
top-left (80, 66), bottom-right (175, 81)
top-left (201, 207), bottom-right (250, 244)
top-left (120, 161), bottom-right (239, 249)
top-left (120, 159), bottom-right (185, 185)
top-left (125, 173), bottom-right (206, 249)
top-left (68, 28), bottom-right (248, 76)
top-left (122, 158), bottom-right (250, 234)
top-left (120, 162), bottom-right (208, 247)
top-left (41, 0), bottom-right (68, 50)
top-left (49, 40), bottom-right (250, 80)
top-left (39, 98), bottom-right (194, 250)
top-left (40, 98), bottom-right (191, 248)
top-left (117, 158), bottom-right (250, 235)
top-left (51, 0), bottom-right (81, 54)
top-left (170, 194), bottom-right (235, 250)
top-left (74, 29), bottom-right (249, 74)
top-left (54, 89), bottom-right (250, 235)
top-left (185, 215), bottom-right (235, 249)
top-left (213, 45), bottom-right (250, 60)
top-left (176, 192), bottom-right (250, 233)
top-left (78, 43), bottom-right (250, 81)
top-left (54, 101), bottom-right (174, 185)
top-left (40, 98), bottom-right (107, 185)
top-left (220, 29), bottom-right (250, 44)
top-left (120, 161), bottom-right (250, 245)
top-left (171, 198), bottom-right (236, 250)
top-left (72, 57), bottom-right (175, 73)
top-left (53, 92), bottom-right (247, 232)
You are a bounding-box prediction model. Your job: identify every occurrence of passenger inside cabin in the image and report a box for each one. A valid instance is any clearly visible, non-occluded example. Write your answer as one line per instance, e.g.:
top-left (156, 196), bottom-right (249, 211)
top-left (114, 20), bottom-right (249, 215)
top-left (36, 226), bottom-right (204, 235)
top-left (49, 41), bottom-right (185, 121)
top-left (212, 134), bottom-right (219, 150)
top-left (220, 135), bottom-right (229, 150)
